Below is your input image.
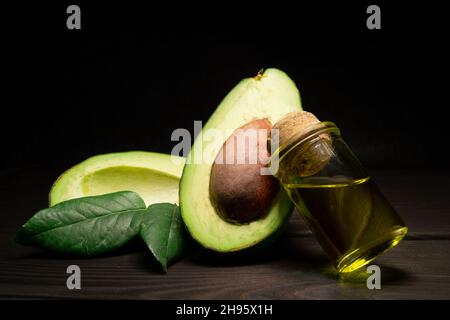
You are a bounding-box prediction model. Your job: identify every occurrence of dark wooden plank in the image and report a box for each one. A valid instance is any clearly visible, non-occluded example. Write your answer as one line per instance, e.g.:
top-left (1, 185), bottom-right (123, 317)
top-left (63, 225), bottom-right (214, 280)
top-left (1, 235), bottom-right (449, 299)
top-left (0, 167), bottom-right (449, 299)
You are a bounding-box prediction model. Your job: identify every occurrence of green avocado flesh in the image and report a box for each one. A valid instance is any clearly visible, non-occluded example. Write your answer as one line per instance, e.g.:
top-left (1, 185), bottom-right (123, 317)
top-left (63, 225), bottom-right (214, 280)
top-left (180, 68), bottom-right (303, 252)
top-left (49, 151), bottom-right (185, 207)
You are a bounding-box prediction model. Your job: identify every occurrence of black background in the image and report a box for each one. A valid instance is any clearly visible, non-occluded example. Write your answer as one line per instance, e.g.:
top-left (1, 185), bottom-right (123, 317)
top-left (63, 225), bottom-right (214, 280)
top-left (2, 2), bottom-right (449, 173)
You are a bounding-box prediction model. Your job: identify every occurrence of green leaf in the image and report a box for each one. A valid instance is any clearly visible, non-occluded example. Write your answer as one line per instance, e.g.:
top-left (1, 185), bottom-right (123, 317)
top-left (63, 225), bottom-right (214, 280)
top-left (139, 203), bottom-right (186, 272)
top-left (15, 191), bottom-right (147, 256)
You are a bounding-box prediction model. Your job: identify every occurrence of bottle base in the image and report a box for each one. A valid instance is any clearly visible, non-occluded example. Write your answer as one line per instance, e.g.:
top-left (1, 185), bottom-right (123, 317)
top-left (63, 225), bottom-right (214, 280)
top-left (336, 226), bottom-right (408, 273)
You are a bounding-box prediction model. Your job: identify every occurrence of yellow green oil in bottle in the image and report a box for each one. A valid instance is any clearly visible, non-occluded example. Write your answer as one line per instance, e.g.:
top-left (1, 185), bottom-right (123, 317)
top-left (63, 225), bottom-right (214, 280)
top-left (285, 176), bottom-right (407, 273)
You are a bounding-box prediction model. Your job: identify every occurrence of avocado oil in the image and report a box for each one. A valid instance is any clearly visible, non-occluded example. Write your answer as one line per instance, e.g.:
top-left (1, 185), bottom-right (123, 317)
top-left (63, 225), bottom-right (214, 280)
top-left (285, 176), bottom-right (407, 273)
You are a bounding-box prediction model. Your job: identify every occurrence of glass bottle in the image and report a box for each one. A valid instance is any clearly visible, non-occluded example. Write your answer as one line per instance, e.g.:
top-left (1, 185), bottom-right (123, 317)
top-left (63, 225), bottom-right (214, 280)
top-left (271, 121), bottom-right (408, 273)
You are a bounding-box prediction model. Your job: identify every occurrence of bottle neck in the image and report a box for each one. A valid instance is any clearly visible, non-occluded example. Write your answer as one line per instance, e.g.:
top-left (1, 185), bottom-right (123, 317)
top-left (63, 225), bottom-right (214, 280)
top-left (269, 121), bottom-right (339, 179)
top-left (274, 121), bottom-right (339, 161)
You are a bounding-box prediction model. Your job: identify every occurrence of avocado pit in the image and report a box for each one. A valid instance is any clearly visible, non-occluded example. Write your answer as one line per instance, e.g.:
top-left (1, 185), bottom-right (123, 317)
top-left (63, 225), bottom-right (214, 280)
top-left (209, 119), bottom-right (279, 224)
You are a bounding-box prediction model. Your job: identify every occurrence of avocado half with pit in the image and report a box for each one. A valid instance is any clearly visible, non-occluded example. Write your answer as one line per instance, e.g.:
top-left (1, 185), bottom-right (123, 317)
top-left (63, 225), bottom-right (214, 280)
top-left (179, 68), bottom-right (303, 252)
top-left (50, 151), bottom-right (185, 206)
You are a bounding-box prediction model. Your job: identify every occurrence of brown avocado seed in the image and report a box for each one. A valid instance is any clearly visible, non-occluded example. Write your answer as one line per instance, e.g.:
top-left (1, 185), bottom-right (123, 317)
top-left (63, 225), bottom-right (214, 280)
top-left (209, 119), bottom-right (279, 224)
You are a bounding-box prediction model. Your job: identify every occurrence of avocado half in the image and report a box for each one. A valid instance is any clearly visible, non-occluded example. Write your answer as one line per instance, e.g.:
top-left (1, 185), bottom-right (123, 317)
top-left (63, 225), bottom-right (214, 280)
top-left (179, 68), bottom-right (303, 252)
top-left (50, 151), bottom-right (185, 206)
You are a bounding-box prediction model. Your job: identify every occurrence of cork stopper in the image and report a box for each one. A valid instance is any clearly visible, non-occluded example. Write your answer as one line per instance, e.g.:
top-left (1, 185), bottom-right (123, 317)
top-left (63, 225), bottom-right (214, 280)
top-left (271, 111), bottom-right (322, 149)
top-left (270, 111), bottom-right (333, 178)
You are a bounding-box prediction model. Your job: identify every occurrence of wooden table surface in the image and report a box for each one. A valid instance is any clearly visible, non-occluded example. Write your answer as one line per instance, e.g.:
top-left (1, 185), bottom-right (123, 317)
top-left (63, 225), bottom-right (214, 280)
top-left (1, 167), bottom-right (449, 299)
